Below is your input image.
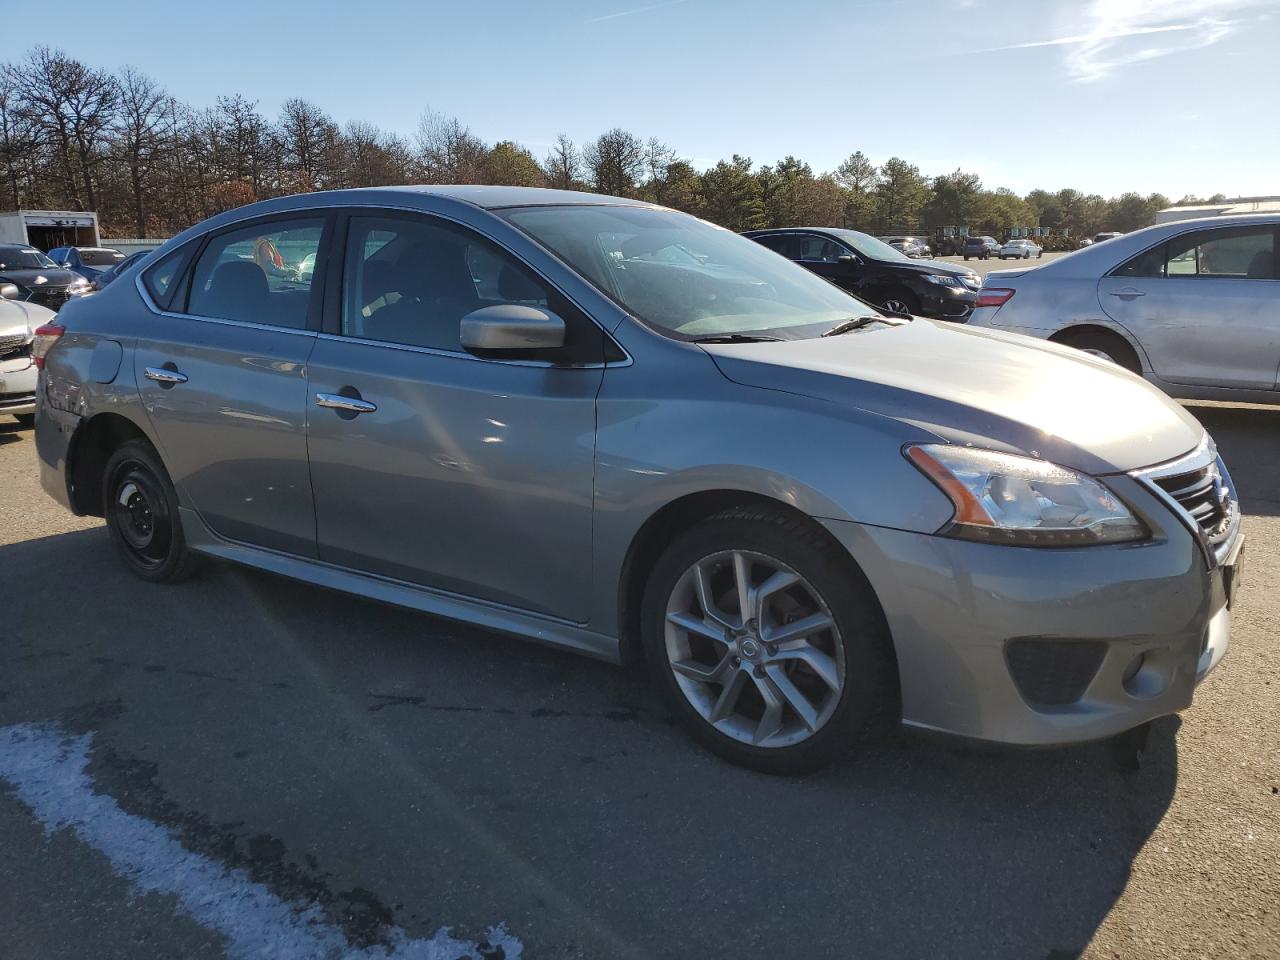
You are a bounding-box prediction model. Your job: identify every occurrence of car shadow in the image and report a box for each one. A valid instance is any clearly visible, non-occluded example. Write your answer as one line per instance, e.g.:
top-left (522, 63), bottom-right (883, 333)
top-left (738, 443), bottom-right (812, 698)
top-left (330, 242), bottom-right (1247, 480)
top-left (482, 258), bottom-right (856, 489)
top-left (0, 525), bottom-right (1178, 960)
top-left (0, 421), bottom-right (27, 445)
top-left (1183, 401), bottom-right (1280, 517)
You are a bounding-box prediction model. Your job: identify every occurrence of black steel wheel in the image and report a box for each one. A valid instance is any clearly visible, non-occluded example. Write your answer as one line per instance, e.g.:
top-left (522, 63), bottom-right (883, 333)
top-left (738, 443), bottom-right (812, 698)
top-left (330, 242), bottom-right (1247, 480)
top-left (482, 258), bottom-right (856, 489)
top-left (103, 439), bottom-right (201, 582)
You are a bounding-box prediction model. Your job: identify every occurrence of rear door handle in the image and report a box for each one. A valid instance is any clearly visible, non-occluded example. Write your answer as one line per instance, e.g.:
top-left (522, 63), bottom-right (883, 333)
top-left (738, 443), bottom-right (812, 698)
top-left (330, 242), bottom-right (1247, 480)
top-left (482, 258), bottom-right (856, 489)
top-left (1109, 288), bottom-right (1146, 299)
top-left (144, 366), bottom-right (188, 384)
top-left (315, 392), bottom-right (378, 414)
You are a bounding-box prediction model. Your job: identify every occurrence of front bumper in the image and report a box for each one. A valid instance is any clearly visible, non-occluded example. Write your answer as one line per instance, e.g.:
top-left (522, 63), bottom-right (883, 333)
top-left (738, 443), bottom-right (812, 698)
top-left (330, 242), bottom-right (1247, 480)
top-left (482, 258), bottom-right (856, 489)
top-left (918, 286), bottom-right (978, 322)
top-left (0, 357), bottom-right (37, 415)
top-left (820, 483), bottom-right (1238, 746)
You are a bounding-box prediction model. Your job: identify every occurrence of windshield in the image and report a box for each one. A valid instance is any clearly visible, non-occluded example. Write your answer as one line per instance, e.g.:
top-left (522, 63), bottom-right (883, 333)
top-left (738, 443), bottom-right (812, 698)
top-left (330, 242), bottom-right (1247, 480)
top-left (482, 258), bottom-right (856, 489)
top-left (0, 247), bottom-right (58, 270)
top-left (80, 249), bottom-right (126, 266)
top-left (503, 205), bottom-right (879, 339)
top-left (829, 229), bottom-right (911, 262)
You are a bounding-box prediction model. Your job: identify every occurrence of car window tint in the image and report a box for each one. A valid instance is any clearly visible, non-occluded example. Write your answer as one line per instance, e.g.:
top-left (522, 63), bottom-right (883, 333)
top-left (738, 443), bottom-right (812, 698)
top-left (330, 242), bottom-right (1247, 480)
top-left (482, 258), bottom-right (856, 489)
top-left (1113, 244), bottom-right (1166, 278)
top-left (752, 234), bottom-right (795, 258)
top-left (796, 235), bottom-right (845, 262)
top-left (142, 245), bottom-right (194, 308)
top-left (342, 215), bottom-right (554, 353)
top-left (187, 219), bottom-right (323, 328)
top-left (1164, 226), bottom-right (1275, 279)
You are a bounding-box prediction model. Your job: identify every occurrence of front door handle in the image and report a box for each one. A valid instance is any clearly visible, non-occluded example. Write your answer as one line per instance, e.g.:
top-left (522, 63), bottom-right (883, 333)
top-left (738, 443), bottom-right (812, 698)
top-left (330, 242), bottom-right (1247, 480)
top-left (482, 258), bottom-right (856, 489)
top-left (315, 392), bottom-right (377, 415)
top-left (1109, 288), bottom-right (1146, 299)
top-left (144, 366), bottom-right (188, 384)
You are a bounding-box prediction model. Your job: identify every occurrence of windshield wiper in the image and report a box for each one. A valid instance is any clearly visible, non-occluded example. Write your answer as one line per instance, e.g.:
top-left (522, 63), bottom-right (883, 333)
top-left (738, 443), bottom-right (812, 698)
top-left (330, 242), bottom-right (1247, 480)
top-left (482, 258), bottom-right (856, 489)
top-left (690, 333), bottom-right (786, 344)
top-left (820, 316), bottom-right (892, 337)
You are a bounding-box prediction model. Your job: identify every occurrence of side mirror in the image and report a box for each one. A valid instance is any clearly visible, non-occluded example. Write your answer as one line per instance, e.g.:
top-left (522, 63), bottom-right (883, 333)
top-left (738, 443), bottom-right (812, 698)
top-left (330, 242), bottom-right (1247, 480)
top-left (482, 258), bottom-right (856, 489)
top-left (60, 262), bottom-right (73, 269)
top-left (460, 304), bottom-right (566, 357)
top-left (0, 283), bottom-right (20, 300)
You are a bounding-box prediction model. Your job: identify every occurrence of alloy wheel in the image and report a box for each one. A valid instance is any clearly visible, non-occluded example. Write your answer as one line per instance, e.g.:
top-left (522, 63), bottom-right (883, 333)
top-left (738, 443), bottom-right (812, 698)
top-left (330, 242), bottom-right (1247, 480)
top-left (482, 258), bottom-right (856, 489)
top-left (881, 298), bottom-right (912, 316)
top-left (663, 550), bottom-right (845, 748)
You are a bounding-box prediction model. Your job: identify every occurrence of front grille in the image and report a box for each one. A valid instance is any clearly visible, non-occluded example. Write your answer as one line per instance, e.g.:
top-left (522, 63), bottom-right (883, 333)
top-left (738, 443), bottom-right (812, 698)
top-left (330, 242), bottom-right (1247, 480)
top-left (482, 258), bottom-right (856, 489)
top-left (0, 333), bottom-right (28, 359)
top-left (1005, 639), bottom-right (1107, 706)
top-left (27, 285), bottom-right (73, 310)
top-left (1150, 460), bottom-right (1234, 549)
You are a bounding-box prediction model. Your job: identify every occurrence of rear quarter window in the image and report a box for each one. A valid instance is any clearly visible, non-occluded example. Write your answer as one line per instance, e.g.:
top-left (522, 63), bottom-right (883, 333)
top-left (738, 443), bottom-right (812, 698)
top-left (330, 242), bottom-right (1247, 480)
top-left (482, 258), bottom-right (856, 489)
top-left (141, 243), bottom-right (197, 310)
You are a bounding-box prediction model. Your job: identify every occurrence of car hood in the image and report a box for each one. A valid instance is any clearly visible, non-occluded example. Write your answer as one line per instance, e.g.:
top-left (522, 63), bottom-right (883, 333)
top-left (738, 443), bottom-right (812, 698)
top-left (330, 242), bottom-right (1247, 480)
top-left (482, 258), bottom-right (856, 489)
top-left (0, 267), bottom-right (82, 287)
top-left (702, 319), bottom-right (1203, 474)
top-left (882, 258), bottom-right (977, 279)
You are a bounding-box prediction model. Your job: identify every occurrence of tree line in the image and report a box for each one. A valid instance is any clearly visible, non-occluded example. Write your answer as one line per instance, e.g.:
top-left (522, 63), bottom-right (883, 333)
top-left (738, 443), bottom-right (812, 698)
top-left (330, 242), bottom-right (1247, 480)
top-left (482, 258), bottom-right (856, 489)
top-left (1, 47), bottom-right (1222, 243)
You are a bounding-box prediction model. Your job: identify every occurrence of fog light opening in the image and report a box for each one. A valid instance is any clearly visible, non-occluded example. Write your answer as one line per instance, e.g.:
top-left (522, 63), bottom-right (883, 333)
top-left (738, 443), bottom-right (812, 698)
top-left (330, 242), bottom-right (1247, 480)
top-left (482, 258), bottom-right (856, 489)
top-left (1122, 649), bottom-right (1172, 699)
top-left (1122, 652), bottom-right (1146, 685)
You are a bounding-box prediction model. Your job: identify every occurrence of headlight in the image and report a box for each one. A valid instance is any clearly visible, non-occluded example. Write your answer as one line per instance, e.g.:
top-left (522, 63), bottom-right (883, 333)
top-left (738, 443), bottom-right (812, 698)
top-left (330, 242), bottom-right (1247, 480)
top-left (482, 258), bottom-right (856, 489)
top-left (68, 277), bottom-right (90, 291)
top-left (922, 274), bottom-right (960, 287)
top-left (905, 444), bottom-right (1147, 546)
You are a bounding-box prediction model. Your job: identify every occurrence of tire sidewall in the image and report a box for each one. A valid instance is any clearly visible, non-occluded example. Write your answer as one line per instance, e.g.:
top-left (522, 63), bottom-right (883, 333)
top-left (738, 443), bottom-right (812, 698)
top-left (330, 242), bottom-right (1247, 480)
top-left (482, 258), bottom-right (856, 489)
top-left (640, 513), bottom-right (890, 775)
top-left (103, 439), bottom-right (192, 582)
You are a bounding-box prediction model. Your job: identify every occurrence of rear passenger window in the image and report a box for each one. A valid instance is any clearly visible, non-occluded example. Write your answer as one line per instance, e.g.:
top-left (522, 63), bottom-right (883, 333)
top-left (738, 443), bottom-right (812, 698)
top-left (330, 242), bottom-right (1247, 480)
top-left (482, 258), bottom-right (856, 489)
top-left (187, 219), bottom-right (324, 328)
top-left (753, 234), bottom-right (795, 258)
top-left (797, 235), bottom-right (846, 262)
top-left (141, 244), bottom-right (195, 309)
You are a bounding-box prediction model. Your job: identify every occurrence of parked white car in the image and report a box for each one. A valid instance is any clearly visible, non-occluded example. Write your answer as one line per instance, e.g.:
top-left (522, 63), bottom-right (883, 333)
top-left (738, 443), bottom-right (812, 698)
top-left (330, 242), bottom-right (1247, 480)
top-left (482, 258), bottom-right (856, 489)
top-left (968, 214), bottom-right (1280, 403)
top-left (0, 290), bottom-right (57, 424)
top-left (997, 239), bottom-right (1042, 260)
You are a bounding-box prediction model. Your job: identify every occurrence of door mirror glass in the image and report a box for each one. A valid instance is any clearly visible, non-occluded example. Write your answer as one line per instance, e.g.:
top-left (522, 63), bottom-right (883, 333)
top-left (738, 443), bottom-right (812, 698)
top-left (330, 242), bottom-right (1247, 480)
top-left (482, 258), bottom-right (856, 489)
top-left (0, 283), bottom-right (20, 300)
top-left (460, 304), bottom-right (566, 356)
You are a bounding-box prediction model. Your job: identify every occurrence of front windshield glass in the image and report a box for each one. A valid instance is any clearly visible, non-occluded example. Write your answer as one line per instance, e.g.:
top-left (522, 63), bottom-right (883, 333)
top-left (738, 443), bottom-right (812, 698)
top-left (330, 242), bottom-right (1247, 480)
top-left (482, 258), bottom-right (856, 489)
top-left (0, 247), bottom-right (57, 270)
top-left (504, 205), bottom-right (880, 339)
top-left (831, 229), bottom-right (911, 262)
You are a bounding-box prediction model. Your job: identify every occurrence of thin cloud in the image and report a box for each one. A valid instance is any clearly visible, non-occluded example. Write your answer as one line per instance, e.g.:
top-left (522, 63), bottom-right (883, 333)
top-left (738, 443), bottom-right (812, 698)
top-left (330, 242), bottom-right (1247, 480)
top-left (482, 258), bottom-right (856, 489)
top-left (586, 0), bottom-right (690, 24)
top-left (985, 0), bottom-right (1259, 82)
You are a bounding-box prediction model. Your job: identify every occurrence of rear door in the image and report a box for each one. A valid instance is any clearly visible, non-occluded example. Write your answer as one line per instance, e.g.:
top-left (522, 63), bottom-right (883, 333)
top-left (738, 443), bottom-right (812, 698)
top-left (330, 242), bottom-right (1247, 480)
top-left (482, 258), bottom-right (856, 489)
top-left (1099, 224), bottom-right (1280, 390)
top-left (135, 214), bottom-right (329, 556)
top-left (304, 211), bottom-right (604, 621)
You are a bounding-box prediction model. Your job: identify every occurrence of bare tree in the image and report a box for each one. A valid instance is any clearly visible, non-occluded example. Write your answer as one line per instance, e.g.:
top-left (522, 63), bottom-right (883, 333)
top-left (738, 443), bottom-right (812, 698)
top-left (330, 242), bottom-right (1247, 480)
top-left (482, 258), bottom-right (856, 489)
top-left (583, 128), bottom-right (644, 197)
top-left (544, 133), bottom-right (580, 190)
top-left (341, 120), bottom-right (417, 187)
top-left (0, 66), bottom-right (37, 209)
top-left (278, 97), bottom-right (339, 192)
top-left (416, 109), bottom-right (486, 184)
top-left (113, 66), bottom-right (167, 235)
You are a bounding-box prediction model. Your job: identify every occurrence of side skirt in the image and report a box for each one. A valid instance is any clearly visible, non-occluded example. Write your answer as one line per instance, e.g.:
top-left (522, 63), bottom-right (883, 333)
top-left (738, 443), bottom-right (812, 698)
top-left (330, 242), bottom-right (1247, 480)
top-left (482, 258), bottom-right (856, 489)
top-left (179, 508), bottom-right (622, 664)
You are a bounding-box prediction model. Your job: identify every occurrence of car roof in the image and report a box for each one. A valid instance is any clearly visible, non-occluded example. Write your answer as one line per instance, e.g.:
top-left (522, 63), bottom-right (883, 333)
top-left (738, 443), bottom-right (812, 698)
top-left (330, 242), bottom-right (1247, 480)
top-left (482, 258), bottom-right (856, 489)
top-left (352, 185), bottom-right (653, 210)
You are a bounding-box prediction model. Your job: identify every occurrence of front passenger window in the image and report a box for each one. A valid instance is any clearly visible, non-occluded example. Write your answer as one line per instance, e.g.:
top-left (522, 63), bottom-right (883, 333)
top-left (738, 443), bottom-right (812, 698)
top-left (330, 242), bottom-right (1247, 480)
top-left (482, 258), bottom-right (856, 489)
top-left (1164, 226), bottom-right (1275, 279)
top-left (797, 236), bottom-right (846, 263)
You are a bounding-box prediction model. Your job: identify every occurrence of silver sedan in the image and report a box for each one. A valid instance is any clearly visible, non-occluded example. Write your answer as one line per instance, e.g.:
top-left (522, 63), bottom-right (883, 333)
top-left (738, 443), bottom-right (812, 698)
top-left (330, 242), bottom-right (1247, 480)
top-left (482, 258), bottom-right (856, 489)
top-left (997, 239), bottom-right (1043, 259)
top-left (34, 187), bottom-right (1242, 773)
top-left (969, 213), bottom-right (1280, 403)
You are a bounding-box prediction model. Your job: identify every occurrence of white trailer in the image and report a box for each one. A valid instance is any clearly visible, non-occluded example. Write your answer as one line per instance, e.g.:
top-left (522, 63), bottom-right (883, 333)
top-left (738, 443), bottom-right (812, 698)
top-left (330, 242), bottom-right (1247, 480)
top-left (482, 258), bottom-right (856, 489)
top-left (0, 210), bottom-right (101, 250)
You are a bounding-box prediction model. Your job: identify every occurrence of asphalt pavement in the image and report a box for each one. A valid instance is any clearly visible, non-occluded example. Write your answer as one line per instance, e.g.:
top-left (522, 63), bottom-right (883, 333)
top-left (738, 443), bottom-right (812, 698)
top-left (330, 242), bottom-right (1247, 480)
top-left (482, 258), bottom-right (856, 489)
top-left (0, 401), bottom-right (1276, 960)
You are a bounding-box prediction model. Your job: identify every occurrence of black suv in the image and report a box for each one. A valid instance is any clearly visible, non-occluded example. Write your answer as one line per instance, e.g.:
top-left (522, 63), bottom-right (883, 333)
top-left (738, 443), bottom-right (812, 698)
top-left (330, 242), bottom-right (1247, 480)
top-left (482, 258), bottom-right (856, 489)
top-left (0, 244), bottom-right (89, 311)
top-left (744, 228), bottom-right (980, 320)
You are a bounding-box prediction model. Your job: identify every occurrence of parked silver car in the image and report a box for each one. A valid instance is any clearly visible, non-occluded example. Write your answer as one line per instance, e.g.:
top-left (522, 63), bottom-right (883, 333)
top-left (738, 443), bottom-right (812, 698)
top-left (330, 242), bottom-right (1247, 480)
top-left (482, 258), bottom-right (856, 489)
top-left (0, 288), bottom-right (57, 424)
top-left (997, 239), bottom-right (1042, 260)
top-left (35, 187), bottom-right (1242, 772)
top-left (969, 213), bottom-right (1279, 403)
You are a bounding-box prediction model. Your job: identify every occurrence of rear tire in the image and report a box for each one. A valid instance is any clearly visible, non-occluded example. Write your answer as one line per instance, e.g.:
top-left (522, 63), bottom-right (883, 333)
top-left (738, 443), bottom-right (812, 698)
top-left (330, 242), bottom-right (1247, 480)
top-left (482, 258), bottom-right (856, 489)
top-left (1054, 329), bottom-right (1142, 375)
top-left (14, 413), bottom-right (34, 427)
top-left (102, 439), bottom-right (202, 583)
top-left (640, 505), bottom-right (894, 775)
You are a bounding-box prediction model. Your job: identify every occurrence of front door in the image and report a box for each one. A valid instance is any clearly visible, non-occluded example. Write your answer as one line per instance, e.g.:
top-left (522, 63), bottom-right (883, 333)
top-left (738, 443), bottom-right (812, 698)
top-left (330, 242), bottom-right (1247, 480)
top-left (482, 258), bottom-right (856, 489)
top-left (1100, 223), bottom-right (1280, 390)
top-left (135, 215), bottom-right (327, 556)
top-left (305, 212), bottom-right (603, 622)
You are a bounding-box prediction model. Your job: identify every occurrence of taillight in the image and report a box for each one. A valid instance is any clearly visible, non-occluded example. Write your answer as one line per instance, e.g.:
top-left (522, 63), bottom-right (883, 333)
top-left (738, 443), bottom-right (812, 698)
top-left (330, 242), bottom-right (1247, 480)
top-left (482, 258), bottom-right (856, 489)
top-left (31, 323), bottom-right (65, 369)
top-left (975, 288), bottom-right (1015, 309)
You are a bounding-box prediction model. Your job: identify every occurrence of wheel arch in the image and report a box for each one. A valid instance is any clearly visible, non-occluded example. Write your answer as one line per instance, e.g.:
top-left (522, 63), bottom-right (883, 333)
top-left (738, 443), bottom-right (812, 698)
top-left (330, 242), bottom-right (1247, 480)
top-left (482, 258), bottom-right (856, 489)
top-left (1049, 322), bottom-right (1147, 374)
top-left (615, 490), bottom-right (899, 702)
top-left (66, 412), bottom-right (152, 516)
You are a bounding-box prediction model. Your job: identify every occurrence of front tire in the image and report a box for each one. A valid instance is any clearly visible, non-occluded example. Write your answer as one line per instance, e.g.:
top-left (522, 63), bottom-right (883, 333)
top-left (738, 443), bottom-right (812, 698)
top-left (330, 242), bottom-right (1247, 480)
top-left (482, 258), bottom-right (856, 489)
top-left (640, 506), bottom-right (893, 775)
top-left (1054, 329), bottom-right (1142, 375)
top-left (103, 439), bottom-right (201, 583)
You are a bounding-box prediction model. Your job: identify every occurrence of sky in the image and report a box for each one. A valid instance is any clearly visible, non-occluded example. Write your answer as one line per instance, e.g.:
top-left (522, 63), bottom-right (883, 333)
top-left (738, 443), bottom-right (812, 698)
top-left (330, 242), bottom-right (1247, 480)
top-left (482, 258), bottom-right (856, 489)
top-left (9, 0), bottom-right (1279, 199)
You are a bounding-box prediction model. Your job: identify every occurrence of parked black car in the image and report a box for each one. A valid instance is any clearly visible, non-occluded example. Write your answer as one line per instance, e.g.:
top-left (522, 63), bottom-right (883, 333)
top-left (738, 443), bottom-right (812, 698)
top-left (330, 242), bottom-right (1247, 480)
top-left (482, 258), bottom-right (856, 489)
top-left (0, 244), bottom-right (90, 311)
top-left (961, 236), bottom-right (1000, 260)
top-left (742, 227), bottom-right (977, 321)
top-left (744, 228), bottom-right (980, 320)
